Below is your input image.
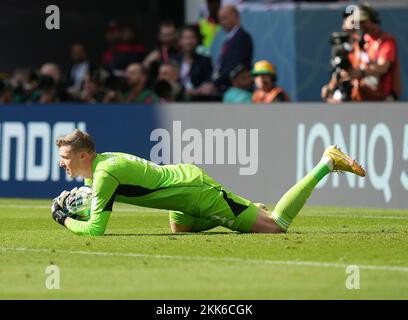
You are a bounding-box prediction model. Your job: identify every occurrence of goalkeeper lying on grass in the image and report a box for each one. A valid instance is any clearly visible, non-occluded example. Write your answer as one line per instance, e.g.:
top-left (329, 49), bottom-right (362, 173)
top-left (52, 129), bottom-right (366, 236)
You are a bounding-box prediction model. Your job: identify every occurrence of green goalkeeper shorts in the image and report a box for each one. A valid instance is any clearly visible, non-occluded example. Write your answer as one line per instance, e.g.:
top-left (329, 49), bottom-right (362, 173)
top-left (169, 171), bottom-right (259, 233)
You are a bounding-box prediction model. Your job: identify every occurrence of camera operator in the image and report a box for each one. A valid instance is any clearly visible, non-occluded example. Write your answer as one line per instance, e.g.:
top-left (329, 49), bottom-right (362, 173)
top-left (321, 12), bottom-right (362, 103)
top-left (323, 3), bottom-right (401, 103)
top-left (322, 3), bottom-right (401, 102)
top-left (347, 4), bottom-right (400, 101)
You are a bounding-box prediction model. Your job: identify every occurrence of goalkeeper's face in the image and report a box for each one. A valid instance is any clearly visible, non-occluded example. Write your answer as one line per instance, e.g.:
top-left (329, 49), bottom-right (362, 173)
top-left (58, 146), bottom-right (87, 178)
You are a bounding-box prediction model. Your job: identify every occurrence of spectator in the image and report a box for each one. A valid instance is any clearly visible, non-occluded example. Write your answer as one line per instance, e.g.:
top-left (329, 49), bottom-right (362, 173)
top-left (252, 60), bottom-right (290, 103)
top-left (223, 64), bottom-right (253, 103)
top-left (158, 62), bottom-right (180, 83)
top-left (124, 63), bottom-right (159, 104)
top-left (80, 67), bottom-right (123, 103)
top-left (40, 63), bottom-right (61, 84)
top-left (102, 20), bottom-right (122, 66)
top-left (30, 63), bottom-right (68, 103)
top-left (321, 13), bottom-right (363, 103)
top-left (175, 25), bottom-right (213, 100)
top-left (156, 62), bottom-right (185, 102)
top-left (344, 3), bottom-right (401, 101)
top-left (30, 75), bottom-right (59, 103)
top-left (153, 80), bottom-right (174, 103)
top-left (68, 43), bottom-right (91, 97)
top-left (143, 21), bottom-right (180, 79)
top-left (0, 79), bottom-right (12, 104)
top-left (103, 72), bottom-right (127, 103)
top-left (103, 23), bottom-right (147, 73)
top-left (212, 5), bottom-right (253, 93)
top-left (80, 72), bottom-right (105, 104)
top-left (198, 0), bottom-right (221, 56)
top-left (9, 68), bottom-right (34, 103)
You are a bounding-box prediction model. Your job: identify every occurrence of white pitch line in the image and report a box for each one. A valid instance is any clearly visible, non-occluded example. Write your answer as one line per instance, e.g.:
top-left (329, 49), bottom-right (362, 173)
top-left (0, 204), bottom-right (161, 213)
top-left (1, 203), bottom-right (407, 220)
top-left (302, 214), bottom-right (408, 220)
top-left (0, 204), bottom-right (49, 209)
top-left (2, 247), bottom-right (408, 273)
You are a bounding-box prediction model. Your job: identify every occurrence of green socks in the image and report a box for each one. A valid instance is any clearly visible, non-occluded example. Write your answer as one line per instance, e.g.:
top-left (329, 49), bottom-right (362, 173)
top-left (271, 158), bottom-right (332, 232)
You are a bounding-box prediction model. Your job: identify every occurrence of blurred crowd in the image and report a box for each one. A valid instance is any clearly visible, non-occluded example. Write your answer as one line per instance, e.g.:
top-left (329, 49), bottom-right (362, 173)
top-left (0, 1), bottom-right (401, 105)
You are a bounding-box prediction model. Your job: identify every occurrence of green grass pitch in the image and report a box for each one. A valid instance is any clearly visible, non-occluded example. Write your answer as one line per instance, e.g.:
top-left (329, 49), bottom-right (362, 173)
top-left (0, 198), bottom-right (407, 299)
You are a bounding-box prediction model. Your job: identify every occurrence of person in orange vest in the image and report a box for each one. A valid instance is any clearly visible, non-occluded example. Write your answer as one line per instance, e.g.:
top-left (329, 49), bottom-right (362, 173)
top-left (251, 60), bottom-right (290, 103)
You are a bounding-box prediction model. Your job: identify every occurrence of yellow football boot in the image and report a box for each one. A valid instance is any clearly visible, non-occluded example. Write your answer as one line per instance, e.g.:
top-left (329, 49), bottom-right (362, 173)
top-left (323, 145), bottom-right (366, 177)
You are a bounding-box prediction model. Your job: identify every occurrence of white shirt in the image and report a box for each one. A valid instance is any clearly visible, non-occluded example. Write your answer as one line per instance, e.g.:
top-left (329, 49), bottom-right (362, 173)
top-left (226, 25), bottom-right (240, 40)
top-left (180, 60), bottom-right (194, 90)
top-left (71, 61), bottom-right (89, 87)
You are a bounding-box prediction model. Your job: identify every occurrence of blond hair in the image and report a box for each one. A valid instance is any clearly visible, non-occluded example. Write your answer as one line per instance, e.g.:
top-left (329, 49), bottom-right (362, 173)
top-left (56, 129), bottom-right (96, 153)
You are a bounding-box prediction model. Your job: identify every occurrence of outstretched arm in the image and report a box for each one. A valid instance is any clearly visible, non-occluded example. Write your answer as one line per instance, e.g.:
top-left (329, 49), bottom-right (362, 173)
top-left (64, 211), bottom-right (111, 236)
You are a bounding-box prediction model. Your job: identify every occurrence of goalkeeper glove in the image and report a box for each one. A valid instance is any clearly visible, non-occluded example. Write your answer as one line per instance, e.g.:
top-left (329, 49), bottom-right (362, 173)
top-left (55, 189), bottom-right (74, 208)
top-left (51, 189), bottom-right (73, 226)
top-left (51, 200), bottom-right (70, 226)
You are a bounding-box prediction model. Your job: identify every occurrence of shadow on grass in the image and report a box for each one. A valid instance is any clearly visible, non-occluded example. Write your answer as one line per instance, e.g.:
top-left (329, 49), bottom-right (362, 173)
top-left (104, 231), bottom-right (238, 237)
top-left (105, 229), bottom-right (400, 237)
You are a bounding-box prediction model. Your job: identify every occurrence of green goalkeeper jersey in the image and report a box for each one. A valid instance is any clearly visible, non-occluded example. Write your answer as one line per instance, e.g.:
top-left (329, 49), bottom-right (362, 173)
top-left (66, 152), bottom-right (205, 236)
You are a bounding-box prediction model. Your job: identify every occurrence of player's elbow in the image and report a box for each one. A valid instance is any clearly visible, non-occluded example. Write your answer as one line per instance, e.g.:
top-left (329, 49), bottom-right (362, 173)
top-left (86, 213), bottom-right (110, 236)
top-left (86, 223), bottom-right (106, 236)
top-left (88, 228), bottom-right (106, 236)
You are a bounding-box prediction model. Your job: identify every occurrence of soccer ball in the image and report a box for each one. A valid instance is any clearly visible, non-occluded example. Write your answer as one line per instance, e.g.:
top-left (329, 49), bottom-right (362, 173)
top-left (65, 186), bottom-right (93, 221)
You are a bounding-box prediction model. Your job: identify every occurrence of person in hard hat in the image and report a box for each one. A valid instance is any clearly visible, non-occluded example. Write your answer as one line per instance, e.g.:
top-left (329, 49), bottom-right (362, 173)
top-left (251, 60), bottom-right (290, 103)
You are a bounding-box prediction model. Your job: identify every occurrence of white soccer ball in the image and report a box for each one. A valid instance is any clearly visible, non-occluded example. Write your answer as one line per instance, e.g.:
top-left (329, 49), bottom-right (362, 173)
top-left (65, 186), bottom-right (93, 221)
